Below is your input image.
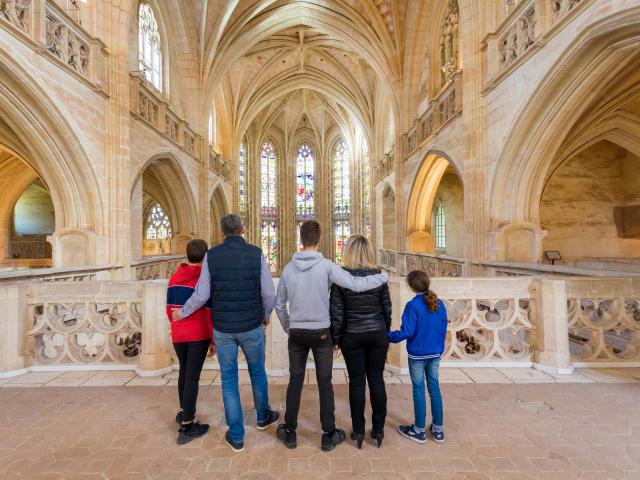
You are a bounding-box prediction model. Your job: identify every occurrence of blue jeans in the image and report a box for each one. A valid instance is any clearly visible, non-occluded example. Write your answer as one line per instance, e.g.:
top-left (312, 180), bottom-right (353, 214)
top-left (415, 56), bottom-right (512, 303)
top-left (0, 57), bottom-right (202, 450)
top-left (214, 326), bottom-right (271, 443)
top-left (408, 357), bottom-right (444, 433)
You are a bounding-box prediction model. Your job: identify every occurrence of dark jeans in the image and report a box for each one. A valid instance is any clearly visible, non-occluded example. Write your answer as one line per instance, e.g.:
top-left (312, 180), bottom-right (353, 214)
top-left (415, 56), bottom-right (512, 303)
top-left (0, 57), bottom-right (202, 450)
top-left (173, 339), bottom-right (210, 422)
top-left (285, 328), bottom-right (335, 433)
top-left (341, 330), bottom-right (389, 435)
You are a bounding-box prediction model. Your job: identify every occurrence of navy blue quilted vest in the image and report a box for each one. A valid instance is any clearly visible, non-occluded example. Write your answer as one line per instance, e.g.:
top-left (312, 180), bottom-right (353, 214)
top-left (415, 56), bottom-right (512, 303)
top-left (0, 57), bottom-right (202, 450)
top-left (207, 236), bottom-right (263, 333)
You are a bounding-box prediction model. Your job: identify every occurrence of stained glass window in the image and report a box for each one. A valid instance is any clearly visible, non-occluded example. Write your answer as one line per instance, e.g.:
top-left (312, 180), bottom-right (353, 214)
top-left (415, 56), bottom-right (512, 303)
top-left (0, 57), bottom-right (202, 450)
top-left (435, 202), bottom-right (446, 249)
top-left (138, 3), bottom-right (162, 91)
top-left (145, 203), bottom-right (172, 240)
top-left (333, 140), bottom-right (351, 263)
top-left (296, 143), bottom-right (315, 220)
top-left (362, 148), bottom-right (371, 239)
top-left (260, 142), bottom-right (278, 271)
top-left (261, 221), bottom-right (278, 273)
top-left (239, 142), bottom-right (246, 218)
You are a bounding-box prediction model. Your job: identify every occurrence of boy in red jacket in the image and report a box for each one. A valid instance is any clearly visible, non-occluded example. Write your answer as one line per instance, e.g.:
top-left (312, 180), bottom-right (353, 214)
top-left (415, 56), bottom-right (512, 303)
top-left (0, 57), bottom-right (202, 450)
top-left (166, 239), bottom-right (213, 444)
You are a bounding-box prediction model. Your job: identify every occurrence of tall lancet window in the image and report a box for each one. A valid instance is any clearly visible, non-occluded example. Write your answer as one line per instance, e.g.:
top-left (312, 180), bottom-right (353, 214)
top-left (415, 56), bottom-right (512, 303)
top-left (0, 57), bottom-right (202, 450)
top-left (362, 147), bottom-right (371, 239)
top-left (333, 140), bottom-right (351, 264)
top-left (434, 202), bottom-right (446, 249)
top-left (260, 142), bottom-right (278, 272)
top-left (295, 143), bottom-right (315, 250)
top-left (138, 2), bottom-right (162, 91)
top-left (239, 142), bottom-right (246, 219)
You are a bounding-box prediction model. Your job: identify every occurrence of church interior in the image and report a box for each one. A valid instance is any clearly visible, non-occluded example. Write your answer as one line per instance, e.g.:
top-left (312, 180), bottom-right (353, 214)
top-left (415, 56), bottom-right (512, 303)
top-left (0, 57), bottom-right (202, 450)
top-left (1, 0), bottom-right (640, 478)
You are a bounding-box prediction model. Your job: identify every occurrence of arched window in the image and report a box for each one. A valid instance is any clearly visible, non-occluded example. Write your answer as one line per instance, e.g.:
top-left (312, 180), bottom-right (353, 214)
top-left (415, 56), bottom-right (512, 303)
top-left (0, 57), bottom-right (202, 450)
top-left (439, 0), bottom-right (459, 87)
top-left (145, 203), bottom-right (172, 240)
top-left (260, 142), bottom-right (278, 272)
top-left (239, 141), bottom-right (246, 218)
top-left (208, 111), bottom-right (214, 145)
top-left (434, 202), bottom-right (446, 249)
top-left (138, 2), bottom-right (162, 91)
top-left (362, 146), bottom-right (371, 239)
top-left (333, 140), bottom-right (351, 263)
top-left (295, 143), bottom-right (315, 250)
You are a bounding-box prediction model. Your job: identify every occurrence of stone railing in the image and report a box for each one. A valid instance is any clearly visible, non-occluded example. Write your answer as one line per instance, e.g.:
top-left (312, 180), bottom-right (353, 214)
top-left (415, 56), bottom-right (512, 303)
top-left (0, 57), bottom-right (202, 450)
top-left (485, 0), bottom-right (593, 86)
top-left (0, 0), bottom-right (107, 92)
top-left (566, 278), bottom-right (640, 365)
top-left (473, 261), bottom-right (640, 278)
top-left (25, 282), bottom-right (144, 365)
top-left (2, 277), bottom-right (638, 376)
top-left (397, 251), bottom-right (465, 278)
top-left (130, 74), bottom-right (201, 159)
top-left (208, 146), bottom-right (231, 181)
top-left (131, 255), bottom-right (186, 281)
top-left (374, 148), bottom-right (395, 182)
top-left (0, 265), bottom-right (118, 284)
top-left (402, 71), bottom-right (463, 158)
top-left (378, 249), bottom-right (397, 272)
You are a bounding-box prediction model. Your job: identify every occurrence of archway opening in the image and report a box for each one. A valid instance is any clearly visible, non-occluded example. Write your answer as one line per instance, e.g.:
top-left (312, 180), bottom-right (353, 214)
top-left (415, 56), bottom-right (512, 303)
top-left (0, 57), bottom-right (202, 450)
top-left (0, 149), bottom-right (55, 268)
top-left (381, 185), bottom-right (396, 251)
top-left (406, 153), bottom-right (464, 256)
top-left (210, 186), bottom-right (229, 247)
top-left (540, 140), bottom-right (640, 266)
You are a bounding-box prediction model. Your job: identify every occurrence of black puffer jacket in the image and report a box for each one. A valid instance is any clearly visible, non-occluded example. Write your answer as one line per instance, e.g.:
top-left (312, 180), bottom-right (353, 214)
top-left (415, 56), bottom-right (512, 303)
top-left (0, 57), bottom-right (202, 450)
top-left (330, 268), bottom-right (392, 345)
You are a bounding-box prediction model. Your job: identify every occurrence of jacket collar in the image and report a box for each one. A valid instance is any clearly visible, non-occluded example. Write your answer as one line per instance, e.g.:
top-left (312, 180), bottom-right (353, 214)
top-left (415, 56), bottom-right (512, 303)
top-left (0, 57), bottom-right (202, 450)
top-left (223, 235), bottom-right (247, 246)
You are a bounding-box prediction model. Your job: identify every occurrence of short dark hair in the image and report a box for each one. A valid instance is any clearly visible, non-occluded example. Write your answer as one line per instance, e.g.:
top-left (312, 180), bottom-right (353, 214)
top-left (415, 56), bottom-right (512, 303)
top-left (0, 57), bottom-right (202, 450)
top-left (186, 239), bottom-right (208, 263)
top-left (300, 220), bottom-right (321, 247)
top-left (220, 214), bottom-right (243, 236)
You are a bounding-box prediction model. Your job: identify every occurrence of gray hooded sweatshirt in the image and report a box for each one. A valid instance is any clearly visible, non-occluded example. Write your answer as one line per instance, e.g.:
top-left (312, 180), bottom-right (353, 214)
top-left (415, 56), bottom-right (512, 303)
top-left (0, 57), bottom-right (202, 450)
top-left (275, 250), bottom-right (389, 333)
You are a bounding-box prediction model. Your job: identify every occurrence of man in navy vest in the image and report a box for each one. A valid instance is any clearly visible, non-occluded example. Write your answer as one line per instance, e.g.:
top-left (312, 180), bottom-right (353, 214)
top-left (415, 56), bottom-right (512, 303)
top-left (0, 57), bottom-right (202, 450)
top-left (174, 214), bottom-right (279, 452)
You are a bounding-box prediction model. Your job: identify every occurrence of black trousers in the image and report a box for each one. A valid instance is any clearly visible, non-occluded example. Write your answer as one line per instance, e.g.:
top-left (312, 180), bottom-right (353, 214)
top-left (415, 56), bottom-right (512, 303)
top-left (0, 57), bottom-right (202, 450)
top-left (285, 328), bottom-right (335, 433)
top-left (173, 339), bottom-right (210, 422)
top-left (341, 330), bottom-right (389, 435)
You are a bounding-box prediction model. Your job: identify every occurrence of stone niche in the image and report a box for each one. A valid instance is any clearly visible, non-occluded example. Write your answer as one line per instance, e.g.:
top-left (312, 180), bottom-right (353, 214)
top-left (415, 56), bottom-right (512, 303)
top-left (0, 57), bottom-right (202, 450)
top-left (540, 141), bottom-right (640, 263)
top-left (48, 228), bottom-right (97, 267)
top-left (491, 223), bottom-right (547, 263)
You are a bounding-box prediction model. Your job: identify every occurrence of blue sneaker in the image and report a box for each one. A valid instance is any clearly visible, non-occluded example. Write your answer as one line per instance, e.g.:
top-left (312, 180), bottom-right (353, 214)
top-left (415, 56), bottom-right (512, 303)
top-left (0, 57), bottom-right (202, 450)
top-left (430, 424), bottom-right (445, 443)
top-left (398, 425), bottom-right (427, 444)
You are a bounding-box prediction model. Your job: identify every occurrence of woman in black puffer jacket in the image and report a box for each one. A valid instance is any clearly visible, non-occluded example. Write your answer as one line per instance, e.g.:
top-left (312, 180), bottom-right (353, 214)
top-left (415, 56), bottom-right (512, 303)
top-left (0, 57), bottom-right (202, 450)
top-left (330, 235), bottom-right (392, 448)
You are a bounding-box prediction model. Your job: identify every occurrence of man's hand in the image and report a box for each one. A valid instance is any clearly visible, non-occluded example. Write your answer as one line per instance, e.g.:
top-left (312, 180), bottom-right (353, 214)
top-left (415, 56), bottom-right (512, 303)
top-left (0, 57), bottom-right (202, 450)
top-left (172, 310), bottom-right (184, 322)
top-left (263, 317), bottom-right (270, 326)
top-left (333, 344), bottom-right (340, 352)
top-left (208, 344), bottom-right (216, 356)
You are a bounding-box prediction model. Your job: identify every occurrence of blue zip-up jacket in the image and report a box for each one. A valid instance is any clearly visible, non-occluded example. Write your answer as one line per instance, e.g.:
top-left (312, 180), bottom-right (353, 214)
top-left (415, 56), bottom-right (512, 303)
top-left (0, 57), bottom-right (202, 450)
top-left (388, 294), bottom-right (448, 360)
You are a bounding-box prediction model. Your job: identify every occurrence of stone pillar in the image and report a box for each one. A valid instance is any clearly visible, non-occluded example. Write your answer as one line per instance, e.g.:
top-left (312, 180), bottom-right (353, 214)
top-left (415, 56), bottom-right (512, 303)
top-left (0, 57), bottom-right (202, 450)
top-left (534, 279), bottom-right (573, 374)
top-left (385, 278), bottom-right (410, 374)
top-left (0, 285), bottom-right (28, 377)
top-left (265, 279), bottom-right (289, 375)
top-left (136, 281), bottom-right (173, 376)
top-left (130, 178), bottom-right (143, 265)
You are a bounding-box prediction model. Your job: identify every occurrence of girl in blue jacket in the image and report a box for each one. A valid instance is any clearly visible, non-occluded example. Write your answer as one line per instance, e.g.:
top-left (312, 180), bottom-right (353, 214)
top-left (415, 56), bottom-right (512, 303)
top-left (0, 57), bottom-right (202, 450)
top-left (388, 270), bottom-right (447, 444)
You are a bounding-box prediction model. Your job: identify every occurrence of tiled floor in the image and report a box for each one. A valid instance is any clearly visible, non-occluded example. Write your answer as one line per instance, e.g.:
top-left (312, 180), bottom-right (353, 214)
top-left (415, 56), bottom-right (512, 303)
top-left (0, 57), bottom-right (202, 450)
top-left (0, 369), bottom-right (640, 479)
top-left (2, 367), bottom-right (640, 388)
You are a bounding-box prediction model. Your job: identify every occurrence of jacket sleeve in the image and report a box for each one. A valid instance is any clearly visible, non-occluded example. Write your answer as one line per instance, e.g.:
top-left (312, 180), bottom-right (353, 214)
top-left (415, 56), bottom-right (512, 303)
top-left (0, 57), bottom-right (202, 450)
top-left (380, 283), bottom-right (392, 331)
top-left (274, 273), bottom-right (290, 333)
top-left (327, 261), bottom-right (388, 292)
top-left (329, 284), bottom-right (345, 345)
top-left (388, 301), bottom-right (416, 343)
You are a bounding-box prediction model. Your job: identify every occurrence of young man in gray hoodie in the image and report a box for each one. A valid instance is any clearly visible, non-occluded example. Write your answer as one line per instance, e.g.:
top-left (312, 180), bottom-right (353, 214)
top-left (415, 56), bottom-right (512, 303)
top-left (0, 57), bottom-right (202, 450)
top-left (275, 220), bottom-right (389, 451)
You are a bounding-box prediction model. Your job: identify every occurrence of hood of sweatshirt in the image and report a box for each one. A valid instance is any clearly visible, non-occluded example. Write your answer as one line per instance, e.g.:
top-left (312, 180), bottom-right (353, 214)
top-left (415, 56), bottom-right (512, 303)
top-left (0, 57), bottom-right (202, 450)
top-left (168, 263), bottom-right (202, 286)
top-left (291, 250), bottom-right (325, 271)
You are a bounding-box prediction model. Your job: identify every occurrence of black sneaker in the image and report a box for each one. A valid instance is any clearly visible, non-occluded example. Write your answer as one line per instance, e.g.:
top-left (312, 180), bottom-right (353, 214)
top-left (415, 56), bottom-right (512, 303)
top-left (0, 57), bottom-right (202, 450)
top-left (277, 424), bottom-right (297, 449)
top-left (430, 424), bottom-right (445, 443)
top-left (176, 422), bottom-right (209, 445)
top-left (175, 410), bottom-right (183, 425)
top-left (321, 428), bottom-right (345, 452)
top-left (225, 431), bottom-right (245, 453)
top-left (257, 410), bottom-right (280, 431)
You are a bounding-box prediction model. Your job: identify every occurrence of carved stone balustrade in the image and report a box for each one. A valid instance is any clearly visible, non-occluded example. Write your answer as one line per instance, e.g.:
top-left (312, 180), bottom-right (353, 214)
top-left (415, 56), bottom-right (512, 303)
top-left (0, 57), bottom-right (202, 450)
top-left (0, 0), bottom-right (107, 92)
top-left (397, 251), bottom-right (465, 278)
top-left (208, 146), bottom-right (231, 181)
top-left (0, 264), bottom-right (119, 284)
top-left (378, 249), bottom-right (397, 272)
top-left (485, 0), bottom-right (593, 87)
top-left (374, 148), bottom-right (395, 182)
top-left (401, 71), bottom-right (463, 159)
top-left (131, 255), bottom-right (186, 281)
top-left (130, 74), bottom-right (201, 159)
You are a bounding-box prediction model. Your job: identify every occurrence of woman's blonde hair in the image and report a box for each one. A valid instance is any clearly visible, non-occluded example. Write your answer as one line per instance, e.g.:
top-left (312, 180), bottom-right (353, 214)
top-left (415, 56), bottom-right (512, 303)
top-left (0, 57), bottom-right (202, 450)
top-left (342, 235), bottom-right (376, 269)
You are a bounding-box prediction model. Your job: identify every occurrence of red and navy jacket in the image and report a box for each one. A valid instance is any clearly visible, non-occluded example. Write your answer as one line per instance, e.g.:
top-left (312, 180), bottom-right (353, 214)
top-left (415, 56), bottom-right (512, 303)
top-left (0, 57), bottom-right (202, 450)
top-left (166, 264), bottom-right (213, 344)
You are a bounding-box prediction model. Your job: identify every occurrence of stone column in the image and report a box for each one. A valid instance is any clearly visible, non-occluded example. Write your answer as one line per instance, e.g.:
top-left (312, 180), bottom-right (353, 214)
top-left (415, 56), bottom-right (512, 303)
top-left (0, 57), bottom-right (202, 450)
top-left (385, 279), bottom-right (410, 374)
top-left (0, 285), bottom-right (28, 377)
top-left (265, 280), bottom-right (289, 375)
top-left (136, 281), bottom-right (173, 376)
top-left (534, 279), bottom-right (573, 374)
